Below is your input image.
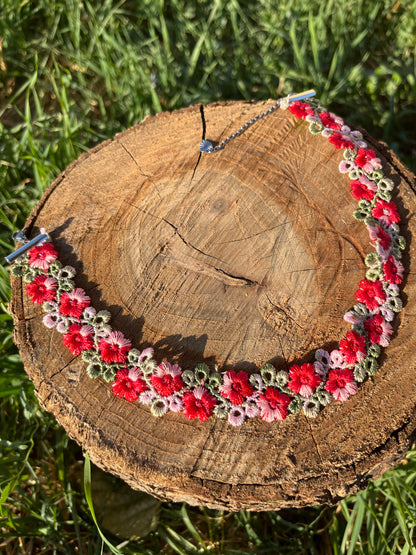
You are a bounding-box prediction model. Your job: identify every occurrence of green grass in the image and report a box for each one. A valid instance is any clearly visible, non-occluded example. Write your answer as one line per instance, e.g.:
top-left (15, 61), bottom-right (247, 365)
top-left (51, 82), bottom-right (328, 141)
top-left (0, 0), bottom-right (416, 553)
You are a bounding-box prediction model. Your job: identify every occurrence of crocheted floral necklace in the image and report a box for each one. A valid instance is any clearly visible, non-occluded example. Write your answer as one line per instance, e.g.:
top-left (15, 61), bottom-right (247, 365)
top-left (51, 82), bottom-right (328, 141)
top-left (7, 92), bottom-right (405, 426)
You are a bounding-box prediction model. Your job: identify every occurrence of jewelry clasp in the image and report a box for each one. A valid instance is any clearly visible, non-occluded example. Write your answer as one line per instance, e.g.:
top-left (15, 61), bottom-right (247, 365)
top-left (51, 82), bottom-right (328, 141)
top-left (5, 229), bottom-right (50, 264)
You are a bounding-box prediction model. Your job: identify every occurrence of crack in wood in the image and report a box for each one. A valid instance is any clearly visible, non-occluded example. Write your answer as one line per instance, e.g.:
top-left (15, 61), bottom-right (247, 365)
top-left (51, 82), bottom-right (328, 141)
top-left (210, 266), bottom-right (260, 287)
top-left (160, 217), bottom-right (224, 263)
top-left (189, 104), bottom-right (205, 184)
top-left (160, 217), bottom-right (261, 286)
top-left (48, 357), bottom-right (78, 381)
top-left (118, 141), bottom-right (163, 201)
top-left (14, 312), bottom-right (42, 323)
top-left (265, 292), bottom-right (305, 330)
top-left (214, 221), bottom-right (290, 244)
top-left (305, 419), bottom-right (324, 465)
top-left (126, 202), bottom-right (261, 286)
top-left (118, 141), bottom-right (139, 168)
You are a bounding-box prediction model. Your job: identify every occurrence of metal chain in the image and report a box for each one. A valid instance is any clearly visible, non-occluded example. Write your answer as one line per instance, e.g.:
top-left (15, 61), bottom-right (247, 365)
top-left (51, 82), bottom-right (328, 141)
top-left (200, 89), bottom-right (316, 154)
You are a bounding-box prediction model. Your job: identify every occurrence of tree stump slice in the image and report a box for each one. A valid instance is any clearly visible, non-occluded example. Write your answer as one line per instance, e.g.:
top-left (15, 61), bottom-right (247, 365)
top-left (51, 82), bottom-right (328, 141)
top-left (10, 101), bottom-right (416, 510)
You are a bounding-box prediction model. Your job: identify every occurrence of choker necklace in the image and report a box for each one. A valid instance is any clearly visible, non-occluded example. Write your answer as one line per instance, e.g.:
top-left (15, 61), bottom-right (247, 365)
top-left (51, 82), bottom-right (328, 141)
top-left (7, 92), bottom-right (405, 426)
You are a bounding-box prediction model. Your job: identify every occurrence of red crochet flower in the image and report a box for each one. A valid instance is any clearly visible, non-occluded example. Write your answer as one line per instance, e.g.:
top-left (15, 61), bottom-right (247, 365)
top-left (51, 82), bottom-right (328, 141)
top-left (112, 367), bottom-right (147, 402)
top-left (183, 386), bottom-right (216, 422)
top-left (288, 101), bottom-right (314, 119)
top-left (364, 314), bottom-right (393, 346)
top-left (383, 255), bottom-right (404, 285)
top-left (328, 132), bottom-right (354, 150)
top-left (219, 370), bottom-right (254, 405)
top-left (59, 288), bottom-right (90, 318)
top-left (372, 199), bottom-right (400, 225)
top-left (339, 330), bottom-right (366, 365)
top-left (355, 279), bottom-right (386, 310)
top-left (62, 323), bottom-right (94, 355)
top-left (319, 111), bottom-right (342, 130)
top-left (150, 362), bottom-right (183, 397)
top-left (349, 179), bottom-right (374, 201)
top-left (28, 242), bottom-right (58, 271)
top-left (26, 275), bottom-right (57, 304)
top-left (368, 225), bottom-right (392, 252)
top-left (257, 387), bottom-right (291, 422)
top-left (325, 368), bottom-right (357, 402)
top-left (287, 363), bottom-right (321, 397)
top-left (354, 148), bottom-right (381, 172)
top-left (98, 331), bottom-right (131, 364)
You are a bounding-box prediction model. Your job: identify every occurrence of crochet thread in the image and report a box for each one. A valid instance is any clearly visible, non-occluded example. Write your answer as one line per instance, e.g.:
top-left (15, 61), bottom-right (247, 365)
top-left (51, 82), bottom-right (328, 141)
top-left (10, 98), bottom-right (405, 426)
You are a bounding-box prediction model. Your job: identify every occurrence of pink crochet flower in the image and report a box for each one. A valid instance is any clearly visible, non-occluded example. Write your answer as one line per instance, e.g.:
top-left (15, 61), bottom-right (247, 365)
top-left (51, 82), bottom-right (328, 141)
top-left (287, 363), bottom-right (321, 397)
top-left (354, 148), bottom-right (382, 172)
top-left (257, 387), bottom-right (290, 422)
top-left (328, 132), bottom-right (354, 150)
top-left (150, 362), bottom-right (183, 397)
top-left (349, 179), bottom-right (375, 201)
top-left (112, 367), bottom-right (147, 402)
top-left (26, 275), bottom-right (57, 304)
top-left (329, 349), bottom-right (346, 369)
top-left (244, 395), bottom-right (261, 418)
top-left (59, 288), bottom-right (90, 318)
top-left (288, 101), bottom-right (314, 119)
top-left (368, 225), bottom-right (392, 252)
top-left (339, 330), bottom-right (366, 365)
top-left (228, 406), bottom-right (246, 427)
top-left (98, 331), bottom-right (131, 363)
top-left (62, 323), bottom-right (94, 355)
top-left (42, 311), bottom-right (61, 329)
top-left (372, 199), bottom-right (401, 225)
top-left (219, 370), bottom-right (254, 405)
top-left (183, 386), bottom-right (216, 422)
top-left (355, 279), bottom-right (386, 310)
top-left (325, 368), bottom-right (357, 401)
top-left (364, 314), bottom-right (393, 346)
top-left (169, 395), bottom-right (184, 413)
top-left (319, 111), bottom-right (342, 130)
top-left (28, 243), bottom-right (58, 271)
top-left (383, 256), bottom-right (404, 285)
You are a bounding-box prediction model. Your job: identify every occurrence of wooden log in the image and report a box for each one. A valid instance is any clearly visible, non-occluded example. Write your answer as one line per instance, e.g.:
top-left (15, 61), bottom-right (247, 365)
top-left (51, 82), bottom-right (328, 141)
top-left (9, 100), bottom-right (416, 510)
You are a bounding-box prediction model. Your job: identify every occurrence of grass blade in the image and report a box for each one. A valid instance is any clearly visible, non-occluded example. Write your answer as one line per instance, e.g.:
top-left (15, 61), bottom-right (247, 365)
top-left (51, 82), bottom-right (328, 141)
top-left (83, 453), bottom-right (124, 555)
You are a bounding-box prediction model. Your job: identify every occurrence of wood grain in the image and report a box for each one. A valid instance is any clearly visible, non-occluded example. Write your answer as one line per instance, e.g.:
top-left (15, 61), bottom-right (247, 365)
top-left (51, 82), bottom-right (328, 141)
top-left (10, 101), bottom-right (416, 510)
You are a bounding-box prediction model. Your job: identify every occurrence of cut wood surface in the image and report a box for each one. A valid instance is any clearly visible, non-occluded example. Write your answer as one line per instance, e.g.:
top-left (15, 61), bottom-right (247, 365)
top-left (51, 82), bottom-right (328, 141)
top-left (10, 101), bottom-right (416, 510)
